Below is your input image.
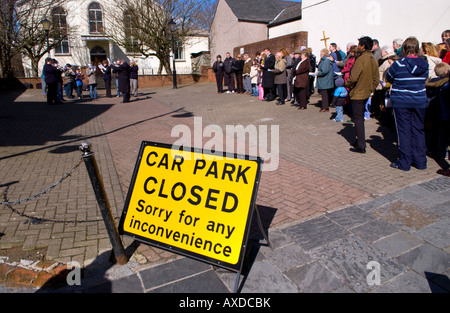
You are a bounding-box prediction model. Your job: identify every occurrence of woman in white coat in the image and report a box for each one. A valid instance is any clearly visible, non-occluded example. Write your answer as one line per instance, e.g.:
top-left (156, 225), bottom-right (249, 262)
top-left (422, 42), bottom-right (442, 79)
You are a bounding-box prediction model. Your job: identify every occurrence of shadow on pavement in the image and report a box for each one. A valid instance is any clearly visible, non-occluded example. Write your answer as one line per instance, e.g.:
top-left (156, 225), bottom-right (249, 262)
top-left (36, 241), bottom-right (141, 293)
top-left (425, 271), bottom-right (450, 293)
top-left (0, 92), bottom-right (185, 161)
top-left (367, 124), bottom-right (399, 163)
top-left (0, 97), bottom-right (114, 159)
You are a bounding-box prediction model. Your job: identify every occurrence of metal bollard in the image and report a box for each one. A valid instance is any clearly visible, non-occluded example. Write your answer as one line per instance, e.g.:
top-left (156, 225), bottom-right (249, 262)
top-left (80, 141), bottom-right (128, 265)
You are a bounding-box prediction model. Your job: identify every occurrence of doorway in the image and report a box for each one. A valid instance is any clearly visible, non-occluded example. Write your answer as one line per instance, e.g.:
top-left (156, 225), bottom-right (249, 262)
top-left (89, 45), bottom-right (108, 89)
top-left (90, 45), bottom-right (107, 65)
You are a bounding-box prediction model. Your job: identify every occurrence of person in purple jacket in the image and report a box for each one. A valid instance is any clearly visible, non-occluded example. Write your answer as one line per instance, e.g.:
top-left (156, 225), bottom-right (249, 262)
top-left (386, 37), bottom-right (429, 171)
top-left (43, 57), bottom-right (61, 105)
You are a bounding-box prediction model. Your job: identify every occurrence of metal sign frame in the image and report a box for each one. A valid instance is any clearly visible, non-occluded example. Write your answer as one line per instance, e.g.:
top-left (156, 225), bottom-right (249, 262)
top-left (118, 141), bottom-right (263, 274)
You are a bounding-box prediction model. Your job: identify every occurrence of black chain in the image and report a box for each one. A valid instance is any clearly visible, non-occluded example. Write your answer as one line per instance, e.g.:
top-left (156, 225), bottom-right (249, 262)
top-left (0, 159), bottom-right (83, 206)
top-left (0, 159), bottom-right (116, 224)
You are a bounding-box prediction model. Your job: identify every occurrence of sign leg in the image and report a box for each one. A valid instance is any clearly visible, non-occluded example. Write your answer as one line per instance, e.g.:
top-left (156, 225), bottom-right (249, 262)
top-left (233, 271), bottom-right (241, 293)
top-left (255, 205), bottom-right (272, 249)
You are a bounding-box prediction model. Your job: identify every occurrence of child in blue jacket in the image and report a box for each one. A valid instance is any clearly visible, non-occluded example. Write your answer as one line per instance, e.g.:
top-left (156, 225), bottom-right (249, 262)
top-left (75, 68), bottom-right (84, 100)
top-left (331, 78), bottom-right (348, 122)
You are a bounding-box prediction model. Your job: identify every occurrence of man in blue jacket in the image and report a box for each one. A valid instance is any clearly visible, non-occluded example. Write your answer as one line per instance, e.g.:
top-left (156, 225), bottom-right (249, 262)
top-left (386, 37), bottom-right (429, 171)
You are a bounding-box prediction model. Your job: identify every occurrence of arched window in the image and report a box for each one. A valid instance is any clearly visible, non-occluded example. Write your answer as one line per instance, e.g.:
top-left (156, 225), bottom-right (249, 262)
top-left (123, 9), bottom-right (139, 53)
top-left (88, 2), bottom-right (103, 33)
top-left (52, 7), bottom-right (69, 54)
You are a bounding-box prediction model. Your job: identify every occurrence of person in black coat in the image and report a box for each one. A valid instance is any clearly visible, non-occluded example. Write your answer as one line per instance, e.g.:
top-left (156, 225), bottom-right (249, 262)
top-left (223, 53), bottom-right (236, 93)
top-left (261, 48), bottom-right (276, 101)
top-left (43, 57), bottom-right (61, 105)
top-left (114, 59), bottom-right (131, 103)
top-left (234, 55), bottom-right (245, 93)
top-left (100, 60), bottom-right (112, 97)
top-left (212, 55), bottom-right (224, 93)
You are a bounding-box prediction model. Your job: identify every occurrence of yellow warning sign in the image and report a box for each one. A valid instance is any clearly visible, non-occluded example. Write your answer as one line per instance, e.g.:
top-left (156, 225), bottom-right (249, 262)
top-left (119, 142), bottom-right (262, 271)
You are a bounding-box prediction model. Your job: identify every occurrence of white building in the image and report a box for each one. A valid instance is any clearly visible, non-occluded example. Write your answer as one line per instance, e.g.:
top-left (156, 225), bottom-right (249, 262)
top-left (21, 0), bottom-right (209, 77)
top-left (272, 0), bottom-right (450, 56)
top-left (210, 0), bottom-right (302, 61)
top-left (212, 0), bottom-right (448, 62)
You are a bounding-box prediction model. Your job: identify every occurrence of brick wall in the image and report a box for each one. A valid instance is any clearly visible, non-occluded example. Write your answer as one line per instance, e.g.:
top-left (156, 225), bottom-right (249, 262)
top-left (233, 32), bottom-right (308, 58)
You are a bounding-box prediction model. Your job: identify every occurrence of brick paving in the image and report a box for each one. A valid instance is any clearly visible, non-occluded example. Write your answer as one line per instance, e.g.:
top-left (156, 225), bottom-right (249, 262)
top-left (0, 82), bottom-right (445, 290)
top-left (0, 91), bottom-right (125, 269)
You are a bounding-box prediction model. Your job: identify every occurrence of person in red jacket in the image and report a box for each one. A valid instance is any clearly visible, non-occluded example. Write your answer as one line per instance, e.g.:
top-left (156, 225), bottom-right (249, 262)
top-left (442, 38), bottom-right (450, 64)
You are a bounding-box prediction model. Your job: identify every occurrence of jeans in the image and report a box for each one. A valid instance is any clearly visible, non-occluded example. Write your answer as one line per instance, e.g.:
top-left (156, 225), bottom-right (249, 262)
top-left (41, 78), bottom-right (47, 95)
top-left (244, 76), bottom-right (252, 93)
top-left (130, 78), bottom-right (138, 96)
top-left (64, 82), bottom-right (74, 98)
top-left (116, 78), bottom-right (120, 96)
top-left (89, 84), bottom-right (98, 99)
top-left (252, 84), bottom-right (259, 96)
top-left (76, 85), bottom-right (83, 98)
top-left (57, 82), bottom-right (63, 101)
top-left (335, 106), bottom-right (344, 122)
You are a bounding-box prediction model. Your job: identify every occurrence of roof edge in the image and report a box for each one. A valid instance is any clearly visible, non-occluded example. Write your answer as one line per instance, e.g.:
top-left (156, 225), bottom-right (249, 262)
top-left (268, 15), bottom-right (302, 28)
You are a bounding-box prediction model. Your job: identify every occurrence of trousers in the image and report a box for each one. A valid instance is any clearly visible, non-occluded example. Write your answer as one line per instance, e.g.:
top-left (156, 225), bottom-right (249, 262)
top-left (104, 79), bottom-right (111, 97)
top-left (393, 107), bottom-right (427, 170)
top-left (130, 78), bottom-right (138, 96)
top-left (244, 75), bottom-right (252, 93)
top-left (294, 87), bottom-right (307, 109)
top-left (351, 99), bottom-right (368, 149)
top-left (224, 72), bottom-right (235, 92)
top-left (215, 73), bottom-right (224, 93)
top-left (47, 82), bottom-right (58, 104)
top-left (319, 89), bottom-right (333, 110)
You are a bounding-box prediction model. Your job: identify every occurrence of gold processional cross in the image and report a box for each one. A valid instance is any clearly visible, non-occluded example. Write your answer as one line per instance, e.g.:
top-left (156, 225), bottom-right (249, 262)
top-left (321, 31), bottom-right (330, 48)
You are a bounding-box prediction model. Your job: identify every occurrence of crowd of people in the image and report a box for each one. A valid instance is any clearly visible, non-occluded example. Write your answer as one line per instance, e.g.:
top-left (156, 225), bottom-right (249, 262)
top-left (213, 30), bottom-right (450, 176)
top-left (42, 58), bottom-right (139, 105)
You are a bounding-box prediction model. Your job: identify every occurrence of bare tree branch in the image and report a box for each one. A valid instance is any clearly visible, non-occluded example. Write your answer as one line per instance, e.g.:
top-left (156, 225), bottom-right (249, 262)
top-left (15, 0), bottom-right (75, 76)
top-left (103, 0), bottom-right (209, 75)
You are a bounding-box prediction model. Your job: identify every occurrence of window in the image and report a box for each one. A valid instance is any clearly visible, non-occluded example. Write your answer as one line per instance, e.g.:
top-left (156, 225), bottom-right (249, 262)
top-left (88, 2), bottom-right (103, 33)
top-left (52, 7), bottom-right (70, 54)
top-left (123, 10), bottom-right (140, 53)
top-left (175, 41), bottom-right (184, 60)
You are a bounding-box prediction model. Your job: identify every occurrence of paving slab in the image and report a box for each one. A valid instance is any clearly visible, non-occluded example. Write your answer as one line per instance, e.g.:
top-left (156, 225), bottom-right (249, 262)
top-left (396, 244), bottom-right (450, 276)
top-left (285, 261), bottom-right (344, 293)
